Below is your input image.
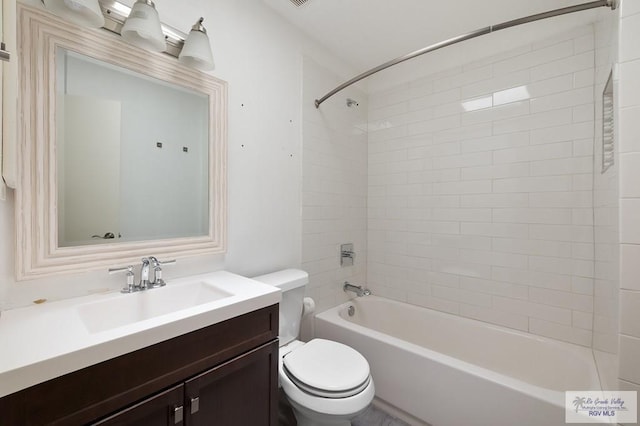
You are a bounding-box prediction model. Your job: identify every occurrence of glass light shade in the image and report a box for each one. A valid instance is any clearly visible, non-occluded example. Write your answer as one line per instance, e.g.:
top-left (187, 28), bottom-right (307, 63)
top-left (43, 0), bottom-right (105, 28)
top-left (179, 20), bottom-right (214, 71)
top-left (121, 0), bottom-right (166, 53)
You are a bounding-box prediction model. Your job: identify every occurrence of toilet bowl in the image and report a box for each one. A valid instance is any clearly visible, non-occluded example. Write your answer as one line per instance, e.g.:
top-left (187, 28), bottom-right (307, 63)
top-left (253, 270), bottom-right (374, 426)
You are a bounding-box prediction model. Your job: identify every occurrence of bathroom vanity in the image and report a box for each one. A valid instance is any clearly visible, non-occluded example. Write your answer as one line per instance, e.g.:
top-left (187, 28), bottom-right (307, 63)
top-left (0, 272), bottom-right (280, 426)
top-left (0, 5), bottom-right (280, 424)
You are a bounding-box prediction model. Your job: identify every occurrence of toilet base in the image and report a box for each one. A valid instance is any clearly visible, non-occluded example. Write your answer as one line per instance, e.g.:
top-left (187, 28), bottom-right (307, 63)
top-left (286, 394), bottom-right (369, 426)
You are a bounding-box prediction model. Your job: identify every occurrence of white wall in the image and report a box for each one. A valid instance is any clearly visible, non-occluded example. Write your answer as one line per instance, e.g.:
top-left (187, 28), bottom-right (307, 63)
top-left (366, 26), bottom-right (597, 346)
top-left (0, 0), bottom-right (357, 310)
top-left (616, 0), bottom-right (640, 401)
top-left (301, 56), bottom-right (368, 314)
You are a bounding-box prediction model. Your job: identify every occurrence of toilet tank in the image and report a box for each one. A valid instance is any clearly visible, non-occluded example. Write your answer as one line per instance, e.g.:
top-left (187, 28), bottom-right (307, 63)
top-left (253, 269), bottom-right (308, 346)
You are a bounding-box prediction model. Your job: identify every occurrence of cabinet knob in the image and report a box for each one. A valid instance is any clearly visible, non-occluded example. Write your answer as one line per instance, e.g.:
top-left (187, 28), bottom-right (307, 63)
top-left (190, 396), bottom-right (200, 414)
top-left (173, 405), bottom-right (184, 424)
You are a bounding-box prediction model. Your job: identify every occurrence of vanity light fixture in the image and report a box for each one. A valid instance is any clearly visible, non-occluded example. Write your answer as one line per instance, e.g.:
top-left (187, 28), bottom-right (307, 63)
top-left (120, 0), bottom-right (166, 53)
top-left (41, 0), bottom-right (216, 70)
top-left (42, 0), bottom-right (105, 28)
top-left (179, 18), bottom-right (215, 71)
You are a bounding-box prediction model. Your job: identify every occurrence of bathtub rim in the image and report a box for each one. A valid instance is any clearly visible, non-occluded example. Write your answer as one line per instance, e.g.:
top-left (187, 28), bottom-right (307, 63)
top-left (315, 296), bottom-right (602, 410)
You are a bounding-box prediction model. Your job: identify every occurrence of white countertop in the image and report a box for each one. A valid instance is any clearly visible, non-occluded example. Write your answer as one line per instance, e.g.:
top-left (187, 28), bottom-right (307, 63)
top-left (0, 271), bottom-right (281, 398)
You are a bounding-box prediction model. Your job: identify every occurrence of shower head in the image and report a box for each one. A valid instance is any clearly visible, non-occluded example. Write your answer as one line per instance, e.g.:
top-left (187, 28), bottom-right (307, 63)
top-left (346, 98), bottom-right (359, 108)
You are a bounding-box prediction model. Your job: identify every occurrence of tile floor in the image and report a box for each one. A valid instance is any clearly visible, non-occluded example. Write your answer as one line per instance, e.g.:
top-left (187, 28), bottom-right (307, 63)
top-left (352, 405), bottom-right (412, 426)
top-left (278, 390), bottom-right (411, 426)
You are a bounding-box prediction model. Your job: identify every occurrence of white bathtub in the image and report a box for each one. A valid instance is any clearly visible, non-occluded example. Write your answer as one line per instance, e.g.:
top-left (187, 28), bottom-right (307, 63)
top-left (315, 296), bottom-right (603, 426)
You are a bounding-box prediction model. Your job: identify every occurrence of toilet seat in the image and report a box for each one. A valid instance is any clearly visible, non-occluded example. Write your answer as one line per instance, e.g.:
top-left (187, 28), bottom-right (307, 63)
top-left (279, 338), bottom-right (375, 416)
top-left (280, 363), bottom-right (375, 417)
top-left (282, 339), bottom-right (370, 398)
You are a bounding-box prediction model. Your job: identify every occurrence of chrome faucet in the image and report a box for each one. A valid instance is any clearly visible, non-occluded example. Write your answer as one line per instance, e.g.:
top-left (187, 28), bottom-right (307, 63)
top-left (343, 281), bottom-right (371, 297)
top-left (109, 257), bottom-right (176, 293)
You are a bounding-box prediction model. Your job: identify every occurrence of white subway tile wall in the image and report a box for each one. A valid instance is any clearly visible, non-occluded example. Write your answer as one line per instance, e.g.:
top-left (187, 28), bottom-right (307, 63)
top-left (302, 57), bottom-right (368, 313)
top-left (618, 0), bottom-right (640, 391)
top-left (619, 335), bottom-right (640, 384)
top-left (367, 26), bottom-right (597, 346)
top-left (592, 7), bottom-right (620, 355)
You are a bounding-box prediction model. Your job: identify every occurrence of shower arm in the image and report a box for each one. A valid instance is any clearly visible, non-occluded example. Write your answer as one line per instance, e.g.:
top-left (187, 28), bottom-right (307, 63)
top-left (314, 0), bottom-right (617, 109)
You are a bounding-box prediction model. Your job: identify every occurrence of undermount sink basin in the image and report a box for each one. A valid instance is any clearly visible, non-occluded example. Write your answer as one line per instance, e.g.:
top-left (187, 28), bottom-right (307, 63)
top-left (77, 281), bottom-right (234, 333)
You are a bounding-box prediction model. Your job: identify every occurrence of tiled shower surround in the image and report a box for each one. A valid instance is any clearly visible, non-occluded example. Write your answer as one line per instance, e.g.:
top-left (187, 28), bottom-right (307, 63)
top-left (367, 26), bottom-right (597, 346)
top-left (302, 57), bottom-right (368, 314)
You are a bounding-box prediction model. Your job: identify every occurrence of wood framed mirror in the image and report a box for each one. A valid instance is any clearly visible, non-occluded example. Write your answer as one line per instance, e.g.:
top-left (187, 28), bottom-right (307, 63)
top-left (15, 4), bottom-right (227, 280)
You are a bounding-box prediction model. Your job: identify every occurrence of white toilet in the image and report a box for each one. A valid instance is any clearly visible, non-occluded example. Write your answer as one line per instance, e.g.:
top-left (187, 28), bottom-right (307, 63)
top-left (253, 269), bottom-right (375, 426)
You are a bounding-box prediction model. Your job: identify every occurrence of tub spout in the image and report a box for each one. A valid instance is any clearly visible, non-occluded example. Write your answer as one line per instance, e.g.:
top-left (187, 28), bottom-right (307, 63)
top-left (343, 282), bottom-right (372, 297)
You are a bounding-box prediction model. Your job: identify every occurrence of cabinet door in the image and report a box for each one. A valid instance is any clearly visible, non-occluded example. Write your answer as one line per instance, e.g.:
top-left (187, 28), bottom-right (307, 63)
top-left (92, 384), bottom-right (184, 426)
top-left (185, 340), bottom-right (278, 426)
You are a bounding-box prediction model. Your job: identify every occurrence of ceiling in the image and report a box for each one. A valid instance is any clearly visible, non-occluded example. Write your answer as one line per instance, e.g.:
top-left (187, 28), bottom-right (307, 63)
top-left (262, 0), bottom-right (605, 74)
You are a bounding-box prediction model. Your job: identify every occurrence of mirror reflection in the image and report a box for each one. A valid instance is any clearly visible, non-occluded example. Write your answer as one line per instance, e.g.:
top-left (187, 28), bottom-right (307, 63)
top-left (56, 48), bottom-right (210, 247)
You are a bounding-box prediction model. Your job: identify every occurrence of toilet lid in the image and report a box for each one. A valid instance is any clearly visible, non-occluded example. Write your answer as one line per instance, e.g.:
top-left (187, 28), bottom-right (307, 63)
top-left (282, 339), bottom-right (370, 398)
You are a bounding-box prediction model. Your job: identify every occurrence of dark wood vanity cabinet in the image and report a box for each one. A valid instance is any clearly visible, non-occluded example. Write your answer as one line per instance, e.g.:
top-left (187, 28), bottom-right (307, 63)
top-left (185, 342), bottom-right (276, 426)
top-left (92, 384), bottom-right (185, 426)
top-left (0, 304), bottom-right (279, 426)
top-left (95, 341), bottom-right (277, 426)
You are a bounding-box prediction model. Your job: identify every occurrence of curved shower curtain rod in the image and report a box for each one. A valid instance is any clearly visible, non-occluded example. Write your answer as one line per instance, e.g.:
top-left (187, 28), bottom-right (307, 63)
top-left (314, 0), bottom-right (617, 108)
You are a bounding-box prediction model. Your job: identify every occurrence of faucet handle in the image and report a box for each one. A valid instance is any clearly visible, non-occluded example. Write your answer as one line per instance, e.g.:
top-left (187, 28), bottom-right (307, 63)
top-left (148, 257), bottom-right (176, 267)
top-left (148, 257), bottom-right (176, 288)
top-left (109, 265), bottom-right (136, 293)
top-left (108, 265), bottom-right (131, 274)
top-left (340, 243), bottom-right (355, 266)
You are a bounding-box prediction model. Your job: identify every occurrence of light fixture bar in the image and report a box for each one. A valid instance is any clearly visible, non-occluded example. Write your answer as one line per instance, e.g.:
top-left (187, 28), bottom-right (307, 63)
top-left (98, 0), bottom-right (186, 58)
